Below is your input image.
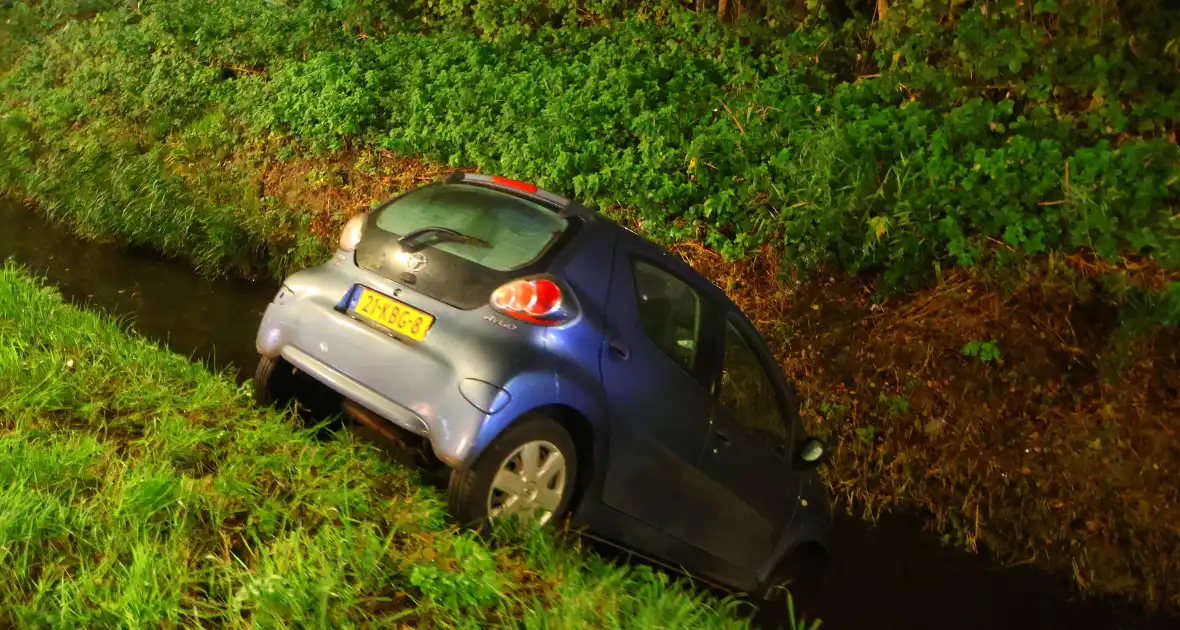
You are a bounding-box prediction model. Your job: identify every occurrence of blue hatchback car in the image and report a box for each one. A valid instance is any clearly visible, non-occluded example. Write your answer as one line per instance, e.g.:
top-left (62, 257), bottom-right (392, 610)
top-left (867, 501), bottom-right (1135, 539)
top-left (253, 172), bottom-right (832, 596)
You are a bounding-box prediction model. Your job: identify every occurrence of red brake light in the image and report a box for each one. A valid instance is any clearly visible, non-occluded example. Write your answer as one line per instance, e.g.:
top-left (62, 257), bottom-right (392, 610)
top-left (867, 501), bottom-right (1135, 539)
top-left (491, 278), bottom-right (564, 323)
top-left (490, 176), bottom-right (538, 194)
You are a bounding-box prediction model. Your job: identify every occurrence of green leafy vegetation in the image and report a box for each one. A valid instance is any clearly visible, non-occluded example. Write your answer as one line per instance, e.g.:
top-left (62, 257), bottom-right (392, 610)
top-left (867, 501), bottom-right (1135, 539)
top-left (961, 340), bottom-right (1001, 363)
top-left (3, 1), bottom-right (1178, 290)
top-left (0, 262), bottom-right (759, 628)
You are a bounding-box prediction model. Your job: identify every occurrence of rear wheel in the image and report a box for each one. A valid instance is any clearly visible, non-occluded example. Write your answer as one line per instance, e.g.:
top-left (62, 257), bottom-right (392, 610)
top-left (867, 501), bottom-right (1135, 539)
top-left (253, 355), bottom-right (299, 408)
top-left (448, 415), bottom-right (578, 533)
top-left (253, 355), bottom-right (340, 420)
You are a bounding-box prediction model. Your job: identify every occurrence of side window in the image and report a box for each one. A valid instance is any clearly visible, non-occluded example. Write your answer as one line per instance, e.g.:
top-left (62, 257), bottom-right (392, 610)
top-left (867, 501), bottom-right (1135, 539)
top-left (632, 260), bottom-right (701, 373)
top-left (719, 320), bottom-right (788, 441)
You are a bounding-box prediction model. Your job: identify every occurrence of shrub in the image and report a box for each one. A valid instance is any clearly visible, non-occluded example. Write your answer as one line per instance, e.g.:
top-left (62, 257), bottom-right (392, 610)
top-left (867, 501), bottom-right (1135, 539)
top-left (4, 0), bottom-right (1176, 292)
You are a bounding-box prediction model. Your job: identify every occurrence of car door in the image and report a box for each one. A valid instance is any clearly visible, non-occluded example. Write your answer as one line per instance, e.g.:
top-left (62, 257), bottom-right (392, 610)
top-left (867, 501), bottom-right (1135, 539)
top-left (664, 313), bottom-right (801, 570)
top-left (598, 249), bottom-right (721, 530)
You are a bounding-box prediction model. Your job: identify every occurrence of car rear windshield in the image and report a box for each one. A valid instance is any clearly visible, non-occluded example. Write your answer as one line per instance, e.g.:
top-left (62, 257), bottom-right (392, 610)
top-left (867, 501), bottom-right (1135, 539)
top-left (372, 185), bottom-right (568, 271)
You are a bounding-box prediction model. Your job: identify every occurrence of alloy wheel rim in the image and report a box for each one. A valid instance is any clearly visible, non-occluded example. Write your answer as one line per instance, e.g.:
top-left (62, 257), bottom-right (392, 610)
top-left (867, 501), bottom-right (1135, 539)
top-left (487, 439), bottom-right (567, 528)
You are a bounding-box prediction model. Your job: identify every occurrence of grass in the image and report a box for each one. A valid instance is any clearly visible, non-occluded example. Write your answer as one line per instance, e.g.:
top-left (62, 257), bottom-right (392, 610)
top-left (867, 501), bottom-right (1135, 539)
top-left (0, 261), bottom-right (770, 629)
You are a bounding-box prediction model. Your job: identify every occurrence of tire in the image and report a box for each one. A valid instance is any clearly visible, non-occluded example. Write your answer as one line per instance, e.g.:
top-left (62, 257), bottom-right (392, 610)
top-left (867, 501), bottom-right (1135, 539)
top-left (756, 544), bottom-right (829, 605)
top-left (254, 355), bottom-right (342, 424)
top-left (253, 355), bottom-right (299, 408)
top-left (448, 415), bottom-right (578, 534)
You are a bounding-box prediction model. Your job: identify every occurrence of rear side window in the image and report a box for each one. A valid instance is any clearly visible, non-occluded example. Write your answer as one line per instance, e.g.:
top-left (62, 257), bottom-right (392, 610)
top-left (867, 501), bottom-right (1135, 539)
top-left (720, 320), bottom-right (788, 441)
top-left (632, 261), bottom-right (701, 372)
top-left (373, 185), bottom-right (567, 271)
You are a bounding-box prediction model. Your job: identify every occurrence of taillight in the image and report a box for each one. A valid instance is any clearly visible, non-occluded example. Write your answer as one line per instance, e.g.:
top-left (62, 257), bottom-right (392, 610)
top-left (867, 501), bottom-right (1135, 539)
top-left (491, 278), bottom-right (566, 324)
top-left (339, 213), bottom-right (367, 252)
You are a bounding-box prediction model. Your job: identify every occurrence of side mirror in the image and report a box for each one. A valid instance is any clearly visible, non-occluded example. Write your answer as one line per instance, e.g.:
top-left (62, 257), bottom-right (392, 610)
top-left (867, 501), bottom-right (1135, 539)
top-left (796, 436), bottom-right (827, 469)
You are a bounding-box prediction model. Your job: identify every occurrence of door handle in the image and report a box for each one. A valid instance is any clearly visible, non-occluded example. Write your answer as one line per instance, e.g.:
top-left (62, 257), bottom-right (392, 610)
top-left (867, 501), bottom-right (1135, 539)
top-left (714, 430), bottom-right (731, 446)
top-left (608, 338), bottom-right (630, 360)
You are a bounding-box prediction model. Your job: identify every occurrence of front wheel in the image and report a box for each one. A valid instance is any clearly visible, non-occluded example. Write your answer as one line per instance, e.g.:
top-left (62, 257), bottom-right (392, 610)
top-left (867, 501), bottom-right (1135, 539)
top-left (756, 544), bottom-right (829, 604)
top-left (447, 415), bottom-right (578, 533)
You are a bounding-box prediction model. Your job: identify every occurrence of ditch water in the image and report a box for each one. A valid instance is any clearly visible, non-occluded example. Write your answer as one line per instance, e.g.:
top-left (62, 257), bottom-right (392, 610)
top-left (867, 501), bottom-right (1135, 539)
top-left (2, 198), bottom-right (1176, 630)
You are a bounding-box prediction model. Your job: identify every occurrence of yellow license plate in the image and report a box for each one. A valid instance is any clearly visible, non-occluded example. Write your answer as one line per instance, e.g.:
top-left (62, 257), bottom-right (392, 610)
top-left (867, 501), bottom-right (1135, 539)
top-left (349, 286), bottom-right (435, 342)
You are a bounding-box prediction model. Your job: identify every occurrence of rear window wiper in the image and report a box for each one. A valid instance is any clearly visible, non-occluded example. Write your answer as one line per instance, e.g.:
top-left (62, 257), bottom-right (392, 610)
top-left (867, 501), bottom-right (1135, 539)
top-left (398, 226), bottom-right (492, 252)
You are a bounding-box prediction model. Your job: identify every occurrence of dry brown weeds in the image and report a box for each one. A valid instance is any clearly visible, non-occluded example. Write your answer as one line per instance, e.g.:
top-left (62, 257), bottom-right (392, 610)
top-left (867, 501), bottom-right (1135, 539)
top-left (674, 244), bottom-right (1180, 611)
top-left (227, 145), bottom-right (1180, 611)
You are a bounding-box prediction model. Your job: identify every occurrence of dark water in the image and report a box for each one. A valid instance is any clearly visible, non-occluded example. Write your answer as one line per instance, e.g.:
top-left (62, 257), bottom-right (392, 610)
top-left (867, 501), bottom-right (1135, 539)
top-left (771, 512), bottom-right (1178, 630)
top-left (2, 199), bottom-right (1176, 630)
top-left (0, 201), bottom-right (275, 382)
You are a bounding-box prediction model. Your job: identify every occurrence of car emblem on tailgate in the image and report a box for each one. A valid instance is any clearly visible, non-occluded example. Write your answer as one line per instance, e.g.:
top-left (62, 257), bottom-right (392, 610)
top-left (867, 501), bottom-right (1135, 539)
top-left (484, 314), bottom-right (518, 331)
top-left (405, 253), bottom-right (428, 272)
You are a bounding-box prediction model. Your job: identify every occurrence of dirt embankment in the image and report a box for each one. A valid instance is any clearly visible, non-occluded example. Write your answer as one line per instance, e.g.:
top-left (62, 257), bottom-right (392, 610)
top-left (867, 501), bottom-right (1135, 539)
top-left (696, 246), bottom-right (1180, 609)
top-left (192, 145), bottom-right (1180, 611)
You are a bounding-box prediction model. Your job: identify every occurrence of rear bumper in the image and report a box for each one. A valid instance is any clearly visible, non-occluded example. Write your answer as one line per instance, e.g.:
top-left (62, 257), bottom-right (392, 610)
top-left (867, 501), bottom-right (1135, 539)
top-left (254, 257), bottom-right (491, 467)
top-left (281, 345), bottom-right (429, 438)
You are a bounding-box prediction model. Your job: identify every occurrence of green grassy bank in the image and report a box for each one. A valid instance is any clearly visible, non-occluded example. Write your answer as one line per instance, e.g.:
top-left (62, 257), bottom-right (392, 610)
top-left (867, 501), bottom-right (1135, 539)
top-left (2, 0), bottom-right (1179, 613)
top-left (0, 262), bottom-right (766, 628)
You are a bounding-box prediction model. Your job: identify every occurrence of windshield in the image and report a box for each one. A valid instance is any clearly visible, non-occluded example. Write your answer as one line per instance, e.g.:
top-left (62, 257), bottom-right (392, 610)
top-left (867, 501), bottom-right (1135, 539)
top-left (373, 185), bottom-right (568, 271)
